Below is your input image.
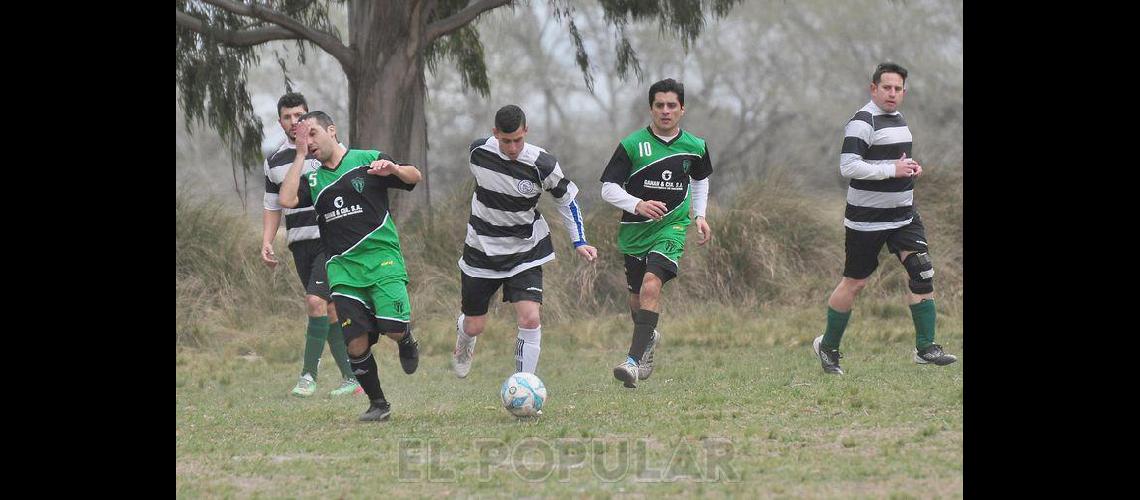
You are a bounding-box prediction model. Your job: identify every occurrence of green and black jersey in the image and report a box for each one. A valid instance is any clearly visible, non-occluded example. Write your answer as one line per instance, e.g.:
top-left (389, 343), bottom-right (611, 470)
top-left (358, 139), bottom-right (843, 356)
top-left (600, 127), bottom-right (712, 253)
top-left (295, 149), bottom-right (415, 288)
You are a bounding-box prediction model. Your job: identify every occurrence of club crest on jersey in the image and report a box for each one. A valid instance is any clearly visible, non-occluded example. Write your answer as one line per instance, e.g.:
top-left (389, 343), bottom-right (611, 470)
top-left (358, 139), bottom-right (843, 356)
top-left (682, 159), bottom-right (691, 172)
top-left (351, 176), bottom-right (365, 193)
top-left (662, 170), bottom-right (673, 181)
top-left (517, 179), bottom-right (538, 195)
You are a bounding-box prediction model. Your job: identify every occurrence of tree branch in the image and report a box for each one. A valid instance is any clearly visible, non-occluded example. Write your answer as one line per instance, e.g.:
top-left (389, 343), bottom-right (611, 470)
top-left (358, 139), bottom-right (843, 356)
top-left (196, 0), bottom-right (355, 72)
top-left (426, 0), bottom-right (512, 42)
top-left (177, 11), bottom-right (302, 46)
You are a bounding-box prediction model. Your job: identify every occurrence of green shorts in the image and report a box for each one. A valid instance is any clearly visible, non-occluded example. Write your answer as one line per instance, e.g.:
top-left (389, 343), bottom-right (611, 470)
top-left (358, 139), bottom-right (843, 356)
top-left (618, 219), bottom-right (689, 262)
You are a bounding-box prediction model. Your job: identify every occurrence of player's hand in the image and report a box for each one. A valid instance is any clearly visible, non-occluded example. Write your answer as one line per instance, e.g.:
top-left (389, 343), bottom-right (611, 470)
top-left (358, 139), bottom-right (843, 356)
top-left (636, 200), bottom-right (668, 220)
top-left (292, 121), bottom-right (311, 152)
top-left (695, 216), bottom-right (712, 246)
top-left (367, 159), bottom-right (400, 176)
top-left (894, 152), bottom-right (918, 178)
top-left (261, 242), bottom-right (279, 269)
top-left (909, 162), bottom-right (923, 178)
top-left (576, 244), bottom-right (598, 262)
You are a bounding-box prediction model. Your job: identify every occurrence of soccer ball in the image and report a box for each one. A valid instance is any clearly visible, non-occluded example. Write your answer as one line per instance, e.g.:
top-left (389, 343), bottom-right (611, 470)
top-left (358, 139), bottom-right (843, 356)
top-left (500, 372), bottom-right (547, 417)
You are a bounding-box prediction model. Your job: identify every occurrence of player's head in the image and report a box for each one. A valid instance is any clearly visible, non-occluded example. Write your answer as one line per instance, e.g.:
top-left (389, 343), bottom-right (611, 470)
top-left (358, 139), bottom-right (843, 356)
top-left (648, 78), bottom-right (685, 135)
top-left (299, 111), bottom-right (338, 162)
top-left (492, 104), bottom-right (528, 161)
top-left (870, 62), bottom-right (907, 113)
top-left (277, 92), bottom-right (309, 142)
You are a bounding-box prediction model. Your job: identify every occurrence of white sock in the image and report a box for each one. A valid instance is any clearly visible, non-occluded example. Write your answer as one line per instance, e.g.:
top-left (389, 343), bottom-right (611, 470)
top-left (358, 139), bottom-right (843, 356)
top-left (515, 326), bottom-right (541, 373)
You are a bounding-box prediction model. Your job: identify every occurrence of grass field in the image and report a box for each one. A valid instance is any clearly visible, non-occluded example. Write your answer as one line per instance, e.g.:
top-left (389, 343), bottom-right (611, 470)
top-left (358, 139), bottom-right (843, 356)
top-left (176, 307), bottom-right (963, 498)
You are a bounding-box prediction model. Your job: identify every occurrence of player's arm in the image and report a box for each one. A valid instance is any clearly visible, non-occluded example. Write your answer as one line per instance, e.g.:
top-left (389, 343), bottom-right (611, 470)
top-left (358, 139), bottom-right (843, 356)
top-left (542, 161), bottom-right (596, 261)
top-left (599, 145), bottom-right (666, 220)
top-left (367, 155), bottom-right (422, 186)
top-left (690, 148), bottom-right (713, 245)
top-left (839, 112), bottom-right (913, 179)
top-left (261, 160), bottom-right (283, 268)
top-left (278, 123), bottom-right (312, 209)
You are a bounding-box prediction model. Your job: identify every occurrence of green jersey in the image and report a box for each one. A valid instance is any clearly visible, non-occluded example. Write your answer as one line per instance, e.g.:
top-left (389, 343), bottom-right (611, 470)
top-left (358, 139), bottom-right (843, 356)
top-left (295, 149), bottom-right (415, 288)
top-left (600, 127), bottom-right (712, 254)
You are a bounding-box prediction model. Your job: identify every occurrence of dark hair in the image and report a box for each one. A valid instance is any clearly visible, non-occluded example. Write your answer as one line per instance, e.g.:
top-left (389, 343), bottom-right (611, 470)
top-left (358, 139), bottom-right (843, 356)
top-left (648, 78), bottom-right (685, 107)
top-left (277, 92), bottom-right (308, 115)
top-left (872, 62), bottom-right (908, 84)
top-left (299, 110), bottom-right (335, 130)
top-left (494, 105), bottom-right (526, 133)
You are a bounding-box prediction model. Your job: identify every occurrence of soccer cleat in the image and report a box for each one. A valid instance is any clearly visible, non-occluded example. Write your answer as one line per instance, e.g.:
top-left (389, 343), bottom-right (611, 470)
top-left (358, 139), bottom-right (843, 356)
top-left (291, 373), bottom-right (316, 397)
top-left (613, 360), bottom-right (639, 388)
top-left (329, 378), bottom-right (363, 396)
top-left (358, 399), bottom-right (392, 422)
top-left (397, 332), bottom-right (420, 375)
top-left (812, 335), bottom-right (844, 375)
top-left (638, 330), bottom-right (661, 380)
top-left (914, 344), bottom-right (958, 366)
top-left (452, 324), bottom-right (477, 379)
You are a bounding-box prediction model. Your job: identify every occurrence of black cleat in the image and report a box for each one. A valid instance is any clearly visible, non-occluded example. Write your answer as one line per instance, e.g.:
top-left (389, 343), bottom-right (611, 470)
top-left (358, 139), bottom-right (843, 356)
top-left (397, 331), bottom-right (419, 374)
top-left (914, 344), bottom-right (958, 366)
top-left (359, 399), bottom-right (392, 422)
top-left (813, 334), bottom-right (844, 375)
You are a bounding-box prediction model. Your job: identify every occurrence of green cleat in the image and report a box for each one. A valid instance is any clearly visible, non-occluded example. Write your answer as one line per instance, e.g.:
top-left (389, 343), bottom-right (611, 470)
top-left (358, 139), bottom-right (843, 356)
top-left (290, 374), bottom-right (316, 397)
top-left (329, 378), bottom-right (364, 397)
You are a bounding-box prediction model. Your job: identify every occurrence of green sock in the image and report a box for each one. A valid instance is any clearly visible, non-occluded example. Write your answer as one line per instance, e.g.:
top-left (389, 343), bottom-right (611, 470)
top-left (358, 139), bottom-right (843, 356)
top-left (302, 316), bottom-right (329, 378)
top-left (326, 320), bottom-right (355, 380)
top-left (821, 307), bottom-right (851, 350)
top-left (910, 299), bottom-right (937, 349)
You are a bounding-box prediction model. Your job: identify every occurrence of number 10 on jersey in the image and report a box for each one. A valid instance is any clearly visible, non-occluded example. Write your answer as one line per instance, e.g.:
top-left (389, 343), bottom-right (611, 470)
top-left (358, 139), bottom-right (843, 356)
top-left (638, 141), bottom-right (652, 157)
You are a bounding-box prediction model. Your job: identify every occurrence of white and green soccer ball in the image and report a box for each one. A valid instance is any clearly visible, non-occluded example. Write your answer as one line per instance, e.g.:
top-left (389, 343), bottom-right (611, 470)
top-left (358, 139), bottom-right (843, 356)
top-left (500, 372), bottom-right (547, 417)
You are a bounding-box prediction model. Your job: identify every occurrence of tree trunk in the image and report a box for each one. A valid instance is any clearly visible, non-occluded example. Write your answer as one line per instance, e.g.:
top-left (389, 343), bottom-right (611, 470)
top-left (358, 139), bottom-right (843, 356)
top-left (346, 0), bottom-right (429, 221)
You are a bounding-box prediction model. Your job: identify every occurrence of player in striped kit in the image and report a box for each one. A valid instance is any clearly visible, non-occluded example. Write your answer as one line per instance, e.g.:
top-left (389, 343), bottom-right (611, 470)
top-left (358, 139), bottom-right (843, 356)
top-left (451, 105), bottom-right (598, 379)
top-left (260, 93), bottom-right (360, 398)
top-left (812, 62), bottom-right (957, 375)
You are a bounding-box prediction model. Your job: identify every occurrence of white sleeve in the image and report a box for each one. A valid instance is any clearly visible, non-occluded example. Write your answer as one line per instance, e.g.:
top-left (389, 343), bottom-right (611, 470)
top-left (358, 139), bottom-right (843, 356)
top-left (838, 120), bottom-right (896, 180)
top-left (690, 177), bottom-right (709, 218)
top-left (554, 199), bottom-right (588, 246)
top-left (262, 158), bottom-right (282, 211)
top-left (601, 182), bottom-right (641, 215)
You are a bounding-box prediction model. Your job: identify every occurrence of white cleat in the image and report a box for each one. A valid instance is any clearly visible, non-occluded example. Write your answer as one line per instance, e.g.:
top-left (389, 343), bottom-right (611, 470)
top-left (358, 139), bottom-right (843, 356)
top-left (613, 360), bottom-right (639, 388)
top-left (638, 330), bottom-right (661, 380)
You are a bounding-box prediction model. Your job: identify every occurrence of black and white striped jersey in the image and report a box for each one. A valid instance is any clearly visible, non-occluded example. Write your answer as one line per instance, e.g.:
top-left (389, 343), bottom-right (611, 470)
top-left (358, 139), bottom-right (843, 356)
top-left (263, 141), bottom-right (322, 246)
top-left (459, 137), bottom-right (588, 279)
top-left (839, 101), bottom-right (915, 232)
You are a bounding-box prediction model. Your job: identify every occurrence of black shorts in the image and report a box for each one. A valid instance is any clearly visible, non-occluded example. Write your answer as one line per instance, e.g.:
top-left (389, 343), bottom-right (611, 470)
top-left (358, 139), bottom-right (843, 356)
top-left (332, 284), bottom-right (410, 347)
top-left (461, 266), bottom-right (543, 316)
top-left (624, 253), bottom-right (678, 294)
top-left (843, 214), bottom-right (929, 280)
top-left (289, 239), bottom-right (331, 300)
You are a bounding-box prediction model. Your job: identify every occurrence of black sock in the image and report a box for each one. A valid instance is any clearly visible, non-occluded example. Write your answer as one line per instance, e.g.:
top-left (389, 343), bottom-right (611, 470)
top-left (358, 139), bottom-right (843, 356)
top-left (349, 351), bottom-right (386, 402)
top-left (627, 309), bottom-right (659, 363)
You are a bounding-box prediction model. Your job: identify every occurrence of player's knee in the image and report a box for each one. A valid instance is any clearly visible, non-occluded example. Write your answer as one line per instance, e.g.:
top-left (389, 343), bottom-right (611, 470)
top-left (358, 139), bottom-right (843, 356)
top-left (346, 337), bottom-right (370, 358)
top-left (841, 278), bottom-right (868, 294)
top-left (640, 277), bottom-right (662, 298)
top-left (305, 295), bottom-right (327, 316)
top-left (903, 252), bottom-right (935, 294)
top-left (464, 316), bottom-right (487, 336)
top-left (517, 314), bottom-right (540, 330)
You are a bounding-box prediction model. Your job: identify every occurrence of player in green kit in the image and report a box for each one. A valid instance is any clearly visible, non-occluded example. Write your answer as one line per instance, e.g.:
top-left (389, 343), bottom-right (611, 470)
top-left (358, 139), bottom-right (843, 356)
top-left (278, 111), bottom-right (422, 422)
top-left (600, 79), bottom-right (713, 388)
